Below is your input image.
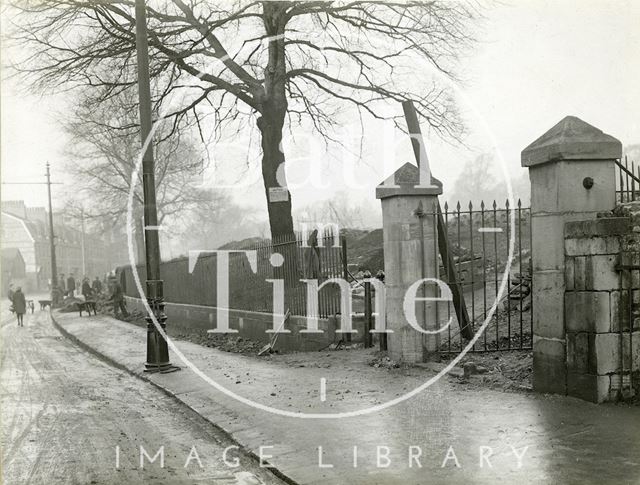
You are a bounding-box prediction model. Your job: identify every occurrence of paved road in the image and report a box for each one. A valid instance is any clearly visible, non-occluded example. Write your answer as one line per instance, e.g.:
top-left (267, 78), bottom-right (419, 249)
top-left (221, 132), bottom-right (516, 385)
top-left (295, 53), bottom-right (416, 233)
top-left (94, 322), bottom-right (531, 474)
top-left (0, 308), bottom-right (285, 485)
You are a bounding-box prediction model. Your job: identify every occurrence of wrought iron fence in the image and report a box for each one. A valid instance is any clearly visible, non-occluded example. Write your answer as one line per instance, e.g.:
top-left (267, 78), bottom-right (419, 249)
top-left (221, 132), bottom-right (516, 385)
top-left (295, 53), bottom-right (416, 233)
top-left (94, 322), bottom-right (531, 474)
top-left (244, 232), bottom-right (347, 317)
top-left (616, 156), bottom-right (640, 203)
top-left (427, 199), bottom-right (533, 353)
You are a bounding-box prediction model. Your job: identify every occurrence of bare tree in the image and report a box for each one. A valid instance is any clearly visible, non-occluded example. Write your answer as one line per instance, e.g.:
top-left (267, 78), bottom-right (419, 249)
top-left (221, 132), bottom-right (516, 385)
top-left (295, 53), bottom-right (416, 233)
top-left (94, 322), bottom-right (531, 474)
top-left (61, 90), bottom-right (224, 261)
top-left (8, 0), bottom-right (478, 239)
top-left (447, 152), bottom-right (531, 207)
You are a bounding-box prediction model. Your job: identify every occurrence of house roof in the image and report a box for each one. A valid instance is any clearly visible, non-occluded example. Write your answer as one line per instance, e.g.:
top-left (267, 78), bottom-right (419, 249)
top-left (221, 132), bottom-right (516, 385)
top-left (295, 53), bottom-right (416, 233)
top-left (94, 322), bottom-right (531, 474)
top-left (1, 247), bottom-right (25, 264)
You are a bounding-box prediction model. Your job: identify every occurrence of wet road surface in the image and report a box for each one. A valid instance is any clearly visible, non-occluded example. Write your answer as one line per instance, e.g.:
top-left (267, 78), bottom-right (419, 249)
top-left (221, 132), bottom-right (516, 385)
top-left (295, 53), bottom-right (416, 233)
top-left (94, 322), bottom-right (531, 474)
top-left (0, 307), bottom-right (285, 484)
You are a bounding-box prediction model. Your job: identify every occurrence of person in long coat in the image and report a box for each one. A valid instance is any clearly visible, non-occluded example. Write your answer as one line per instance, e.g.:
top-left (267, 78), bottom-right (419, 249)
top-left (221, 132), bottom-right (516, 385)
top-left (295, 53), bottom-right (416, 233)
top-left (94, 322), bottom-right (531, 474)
top-left (12, 287), bottom-right (26, 327)
top-left (92, 276), bottom-right (103, 295)
top-left (67, 274), bottom-right (76, 297)
top-left (109, 278), bottom-right (129, 318)
top-left (81, 278), bottom-right (93, 301)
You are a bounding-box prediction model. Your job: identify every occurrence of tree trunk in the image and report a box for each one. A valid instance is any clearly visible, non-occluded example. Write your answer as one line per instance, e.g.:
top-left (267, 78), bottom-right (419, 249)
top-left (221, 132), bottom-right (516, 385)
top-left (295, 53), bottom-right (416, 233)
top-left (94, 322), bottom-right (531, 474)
top-left (257, 110), bottom-right (294, 241)
top-left (259, 2), bottom-right (294, 242)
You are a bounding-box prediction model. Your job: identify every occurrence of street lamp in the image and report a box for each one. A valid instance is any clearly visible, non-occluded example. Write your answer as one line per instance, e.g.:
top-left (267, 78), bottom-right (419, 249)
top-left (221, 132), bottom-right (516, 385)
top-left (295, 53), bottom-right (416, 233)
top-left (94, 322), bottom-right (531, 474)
top-left (134, 0), bottom-right (173, 372)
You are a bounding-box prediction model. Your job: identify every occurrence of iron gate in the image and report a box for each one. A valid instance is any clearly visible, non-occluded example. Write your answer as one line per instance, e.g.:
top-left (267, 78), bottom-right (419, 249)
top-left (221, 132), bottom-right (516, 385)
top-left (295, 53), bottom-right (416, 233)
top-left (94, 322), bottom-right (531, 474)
top-left (427, 199), bottom-right (533, 353)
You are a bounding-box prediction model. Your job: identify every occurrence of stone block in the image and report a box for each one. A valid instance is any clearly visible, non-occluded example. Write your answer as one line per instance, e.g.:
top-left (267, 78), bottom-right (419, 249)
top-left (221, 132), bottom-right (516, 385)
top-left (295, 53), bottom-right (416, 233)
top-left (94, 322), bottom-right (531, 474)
top-left (531, 215), bottom-right (565, 270)
top-left (564, 236), bottom-right (621, 257)
top-left (598, 375), bottom-right (615, 402)
top-left (557, 160), bottom-right (616, 213)
top-left (565, 217), bottom-right (630, 238)
top-left (593, 333), bottom-right (622, 374)
top-left (529, 163), bottom-right (560, 214)
top-left (633, 333), bottom-right (640, 371)
top-left (533, 337), bottom-right (566, 394)
top-left (566, 332), bottom-right (589, 373)
top-left (567, 372), bottom-right (612, 403)
top-left (592, 331), bottom-right (640, 374)
top-left (388, 325), bottom-right (425, 363)
top-left (565, 291), bottom-right (611, 333)
top-left (585, 255), bottom-right (619, 291)
top-left (532, 270), bottom-right (565, 339)
top-left (574, 257), bottom-right (586, 290)
top-left (565, 257), bottom-right (575, 290)
top-left (610, 290), bottom-right (640, 332)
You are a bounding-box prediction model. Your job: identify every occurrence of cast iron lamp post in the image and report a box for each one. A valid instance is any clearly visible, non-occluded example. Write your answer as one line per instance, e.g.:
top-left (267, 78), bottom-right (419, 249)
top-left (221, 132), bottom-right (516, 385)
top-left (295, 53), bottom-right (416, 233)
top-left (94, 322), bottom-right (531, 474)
top-left (134, 0), bottom-right (172, 372)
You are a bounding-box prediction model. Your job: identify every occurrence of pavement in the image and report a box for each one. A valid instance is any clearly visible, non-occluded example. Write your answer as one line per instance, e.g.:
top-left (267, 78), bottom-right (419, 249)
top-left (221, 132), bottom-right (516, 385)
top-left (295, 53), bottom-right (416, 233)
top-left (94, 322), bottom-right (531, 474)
top-left (1, 307), bottom-right (286, 485)
top-left (51, 310), bottom-right (640, 485)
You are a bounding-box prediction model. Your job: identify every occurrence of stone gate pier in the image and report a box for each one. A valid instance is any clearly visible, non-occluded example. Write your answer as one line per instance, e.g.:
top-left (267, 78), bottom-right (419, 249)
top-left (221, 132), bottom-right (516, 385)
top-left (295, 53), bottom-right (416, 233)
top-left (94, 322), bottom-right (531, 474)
top-left (522, 115), bottom-right (639, 401)
top-left (376, 163), bottom-right (442, 363)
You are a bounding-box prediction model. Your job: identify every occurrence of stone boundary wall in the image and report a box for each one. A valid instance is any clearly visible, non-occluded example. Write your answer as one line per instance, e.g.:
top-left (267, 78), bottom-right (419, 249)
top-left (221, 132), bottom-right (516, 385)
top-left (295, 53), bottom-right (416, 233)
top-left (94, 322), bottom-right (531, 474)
top-left (124, 296), bottom-right (368, 352)
top-left (564, 216), bottom-right (640, 402)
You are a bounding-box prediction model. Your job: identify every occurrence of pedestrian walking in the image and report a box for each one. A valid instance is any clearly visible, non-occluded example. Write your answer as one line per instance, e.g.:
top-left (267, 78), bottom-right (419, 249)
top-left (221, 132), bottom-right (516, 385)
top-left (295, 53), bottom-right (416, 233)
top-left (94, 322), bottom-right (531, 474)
top-left (67, 274), bottom-right (76, 297)
top-left (109, 278), bottom-right (128, 318)
top-left (82, 277), bottom-right (93, 301)
top-left (92, 276), bottom-right (103, 295)
top-left (59, 274), bottom-right (66, 297)
top-left (12, 287), bottom-right (26, 327)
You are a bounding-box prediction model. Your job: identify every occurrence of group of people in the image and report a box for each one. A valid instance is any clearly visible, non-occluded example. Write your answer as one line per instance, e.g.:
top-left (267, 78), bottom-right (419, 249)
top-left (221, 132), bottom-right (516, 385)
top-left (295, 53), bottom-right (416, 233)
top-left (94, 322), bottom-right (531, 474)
top-left (57, 273), bottom-right (104, 299)
top-left (57, 273), bottom-right (128, 318)
top-left (7, 284), bottom-right (27, 327)
top-left (6, 272), bottom-right (128, 327)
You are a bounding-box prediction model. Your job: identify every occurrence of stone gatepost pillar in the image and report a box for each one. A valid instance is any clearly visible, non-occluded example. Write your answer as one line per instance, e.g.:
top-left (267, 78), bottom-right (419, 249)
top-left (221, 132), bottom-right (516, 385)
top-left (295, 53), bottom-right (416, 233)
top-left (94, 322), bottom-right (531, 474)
top-left (376, 163), bottom-right (442, 363)
top-left (521, 116), bottom-right (622, 394)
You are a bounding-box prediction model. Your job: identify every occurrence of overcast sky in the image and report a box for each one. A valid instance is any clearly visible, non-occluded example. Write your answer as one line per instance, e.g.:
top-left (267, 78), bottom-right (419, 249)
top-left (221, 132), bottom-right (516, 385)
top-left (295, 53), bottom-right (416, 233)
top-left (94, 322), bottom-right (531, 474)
top-left (2, 0), bottom-right (639, 220)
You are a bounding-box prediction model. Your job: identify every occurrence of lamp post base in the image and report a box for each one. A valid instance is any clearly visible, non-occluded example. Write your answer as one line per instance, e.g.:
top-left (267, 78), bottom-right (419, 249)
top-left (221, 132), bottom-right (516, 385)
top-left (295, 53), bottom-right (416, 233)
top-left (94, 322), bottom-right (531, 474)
top-left (144, 363), bottom-right (174, 372)
top-left (144, 287), bottom-right (178, 373)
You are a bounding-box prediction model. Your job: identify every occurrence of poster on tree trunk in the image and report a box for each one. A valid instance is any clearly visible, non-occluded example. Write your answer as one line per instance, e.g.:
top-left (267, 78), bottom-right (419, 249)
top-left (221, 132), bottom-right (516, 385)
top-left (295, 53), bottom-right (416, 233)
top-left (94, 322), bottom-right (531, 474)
top-left (268, 187), bottom-right (289, 203)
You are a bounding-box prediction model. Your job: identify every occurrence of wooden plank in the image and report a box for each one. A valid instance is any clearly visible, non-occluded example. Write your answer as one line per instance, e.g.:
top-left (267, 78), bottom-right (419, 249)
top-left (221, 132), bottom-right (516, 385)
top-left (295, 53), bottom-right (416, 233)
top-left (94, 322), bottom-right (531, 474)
top-left (401, 100), bottom-right (472, 340)
top-left (436, 203), bottom-right (473, 340)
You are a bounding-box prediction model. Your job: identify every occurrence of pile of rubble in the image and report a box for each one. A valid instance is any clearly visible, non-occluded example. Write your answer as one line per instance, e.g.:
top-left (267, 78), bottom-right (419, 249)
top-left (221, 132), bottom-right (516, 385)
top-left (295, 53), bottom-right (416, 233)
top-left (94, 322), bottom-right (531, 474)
top-left (57, 296), bottom-right (85, 313)
top-left (368, 352), bottom-right (401, 369)
top-left (177, 332), bottom-right (266, 354)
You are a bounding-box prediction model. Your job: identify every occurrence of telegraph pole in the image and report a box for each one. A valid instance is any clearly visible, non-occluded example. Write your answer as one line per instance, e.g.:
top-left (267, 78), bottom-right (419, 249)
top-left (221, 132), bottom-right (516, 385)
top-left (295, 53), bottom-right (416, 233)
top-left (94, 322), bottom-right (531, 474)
top-left (80, 207), bottom-right (86, 276)
top-left (134, 0), bottom-right (173, 372)
top-left (45, 163), bottom-right (59, 302)
top-left (3, 165), bottom-right (61, 301)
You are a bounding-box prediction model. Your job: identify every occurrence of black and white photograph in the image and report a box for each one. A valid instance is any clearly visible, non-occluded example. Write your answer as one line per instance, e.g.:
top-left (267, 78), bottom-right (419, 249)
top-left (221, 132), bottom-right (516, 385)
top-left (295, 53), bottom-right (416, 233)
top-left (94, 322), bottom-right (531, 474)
top-left (1, 1), bottom-right (639, 483)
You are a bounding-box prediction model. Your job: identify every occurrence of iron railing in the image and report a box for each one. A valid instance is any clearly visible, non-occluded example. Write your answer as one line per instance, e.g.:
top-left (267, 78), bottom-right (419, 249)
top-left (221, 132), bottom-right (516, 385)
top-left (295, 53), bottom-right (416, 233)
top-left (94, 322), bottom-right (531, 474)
top-left (616, 156), bottom-right (640, 203)
top-left (120, 231), bottom-right (347, 318)
top-left (245, 232), bottom-right (347, 317)
top-left (428, 199), bottom-right (533, 353)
